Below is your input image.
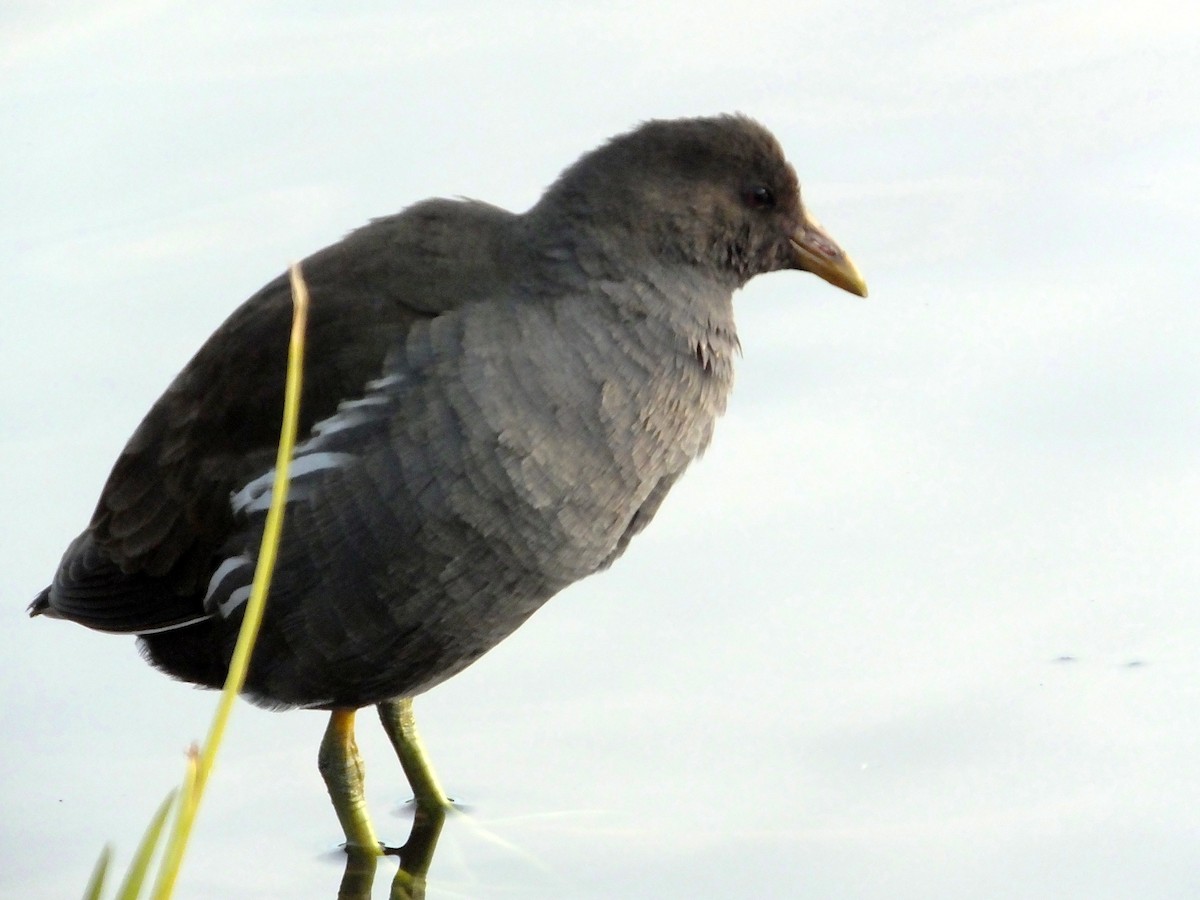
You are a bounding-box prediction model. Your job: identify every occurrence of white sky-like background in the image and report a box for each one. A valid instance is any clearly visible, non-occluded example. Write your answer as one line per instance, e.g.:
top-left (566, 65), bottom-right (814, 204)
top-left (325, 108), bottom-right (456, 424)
top-left (2, 2), bottom-right (1199, 898)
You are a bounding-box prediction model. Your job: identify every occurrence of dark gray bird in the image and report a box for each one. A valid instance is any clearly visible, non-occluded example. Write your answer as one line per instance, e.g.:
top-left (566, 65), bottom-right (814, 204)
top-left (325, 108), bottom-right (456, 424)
top-left (31, 114), bottom-right (866, 851)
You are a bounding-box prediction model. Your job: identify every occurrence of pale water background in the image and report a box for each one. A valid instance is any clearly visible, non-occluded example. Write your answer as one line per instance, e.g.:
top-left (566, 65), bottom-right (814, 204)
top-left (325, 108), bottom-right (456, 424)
top-left (3, 3), bottom-right (1199, 898)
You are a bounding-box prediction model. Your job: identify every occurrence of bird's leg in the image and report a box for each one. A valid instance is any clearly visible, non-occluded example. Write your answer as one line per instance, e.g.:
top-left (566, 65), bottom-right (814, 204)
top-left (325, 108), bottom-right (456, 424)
top-left (318, 708), bottom-right (382, 855)
top-left (377, 697), bottom-right (451, 811)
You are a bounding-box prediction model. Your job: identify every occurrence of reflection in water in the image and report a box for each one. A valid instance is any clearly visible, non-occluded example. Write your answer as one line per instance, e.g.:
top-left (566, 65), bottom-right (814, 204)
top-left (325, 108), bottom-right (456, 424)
top-left (335, 804), bottom-right (446, 900)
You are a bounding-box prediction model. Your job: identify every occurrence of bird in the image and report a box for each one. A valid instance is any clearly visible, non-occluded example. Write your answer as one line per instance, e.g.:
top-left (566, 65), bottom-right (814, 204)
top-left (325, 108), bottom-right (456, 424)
top-left (31, 114), bottom-right (866, 852)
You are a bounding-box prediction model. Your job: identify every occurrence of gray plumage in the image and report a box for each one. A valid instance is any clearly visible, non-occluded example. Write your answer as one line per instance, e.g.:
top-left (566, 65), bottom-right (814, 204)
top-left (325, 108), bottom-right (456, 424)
top-left (33, 114), bottom-right (866, 715)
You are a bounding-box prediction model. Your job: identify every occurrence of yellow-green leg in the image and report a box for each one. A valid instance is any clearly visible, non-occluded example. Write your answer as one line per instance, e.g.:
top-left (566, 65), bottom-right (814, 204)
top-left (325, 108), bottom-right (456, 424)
top-left (377, 697), bottom-right (451, 810)
top-left (318, 708), bottom-right (382, 855)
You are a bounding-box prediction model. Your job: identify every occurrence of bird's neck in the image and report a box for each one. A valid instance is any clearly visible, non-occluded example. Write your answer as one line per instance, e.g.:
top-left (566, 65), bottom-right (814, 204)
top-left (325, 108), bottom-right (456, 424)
top-left (610, 256), bottom-right (741, 375)
top-left (512, 210), bottom-right (740, 396)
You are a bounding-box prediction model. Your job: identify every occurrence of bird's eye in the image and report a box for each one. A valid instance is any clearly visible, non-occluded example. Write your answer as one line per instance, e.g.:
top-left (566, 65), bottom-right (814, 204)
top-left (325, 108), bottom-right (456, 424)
top-left (743, 185), bottom-right (775, 210)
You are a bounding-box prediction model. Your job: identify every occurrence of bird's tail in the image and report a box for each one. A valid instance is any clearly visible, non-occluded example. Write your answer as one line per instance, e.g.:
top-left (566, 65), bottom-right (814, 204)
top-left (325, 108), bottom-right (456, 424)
top-left (28, 586), bottom-right (55, 618)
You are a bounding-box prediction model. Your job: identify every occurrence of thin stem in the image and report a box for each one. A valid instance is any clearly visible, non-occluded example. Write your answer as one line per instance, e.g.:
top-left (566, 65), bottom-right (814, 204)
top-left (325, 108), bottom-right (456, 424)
top-left (150, 264), bottom-right (310, 899)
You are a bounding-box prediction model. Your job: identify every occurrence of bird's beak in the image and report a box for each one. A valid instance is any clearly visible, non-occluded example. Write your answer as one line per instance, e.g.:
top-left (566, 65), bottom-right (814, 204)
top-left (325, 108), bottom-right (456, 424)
top-left (788, 213), bottom-right (868, 297)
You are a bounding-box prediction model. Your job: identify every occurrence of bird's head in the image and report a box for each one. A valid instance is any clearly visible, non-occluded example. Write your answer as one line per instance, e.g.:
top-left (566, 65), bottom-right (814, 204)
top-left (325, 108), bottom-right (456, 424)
top-left (532, 114), bottom-right (867, 296)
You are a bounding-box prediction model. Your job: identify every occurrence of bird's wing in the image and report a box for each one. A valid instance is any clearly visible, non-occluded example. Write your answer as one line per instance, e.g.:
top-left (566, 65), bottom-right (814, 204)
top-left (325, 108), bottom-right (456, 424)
top-left (37, 199), bottom-right (516, 634)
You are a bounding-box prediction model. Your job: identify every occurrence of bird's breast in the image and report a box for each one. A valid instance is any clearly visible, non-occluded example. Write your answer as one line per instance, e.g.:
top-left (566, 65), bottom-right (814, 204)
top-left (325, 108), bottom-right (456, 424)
top-left (441, 293), bottom-right (734, 579)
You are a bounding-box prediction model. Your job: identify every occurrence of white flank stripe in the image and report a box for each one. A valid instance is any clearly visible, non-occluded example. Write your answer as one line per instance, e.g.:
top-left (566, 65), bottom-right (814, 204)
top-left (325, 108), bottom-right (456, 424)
top-left (312, 408), bottom-right (372, 439)
top-left (205, 555), bottom-right (252, 602)
top-left (365, 372), bottom-right (405, 391)
top-left (230, 451), bottom-right (355, 514)
top-left (339, 394), bottom-right (391, 411)
top-left (218, 584), bottom-right (254, 618)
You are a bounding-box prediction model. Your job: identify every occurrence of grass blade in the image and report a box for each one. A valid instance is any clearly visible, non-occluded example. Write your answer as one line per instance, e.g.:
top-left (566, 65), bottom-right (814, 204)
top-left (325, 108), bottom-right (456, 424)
top-left (83, 845), bottom-right (112, 900)
top-left (114, 790), bottom-right (177, 900)
top-left (146, 263), bottom-right (309, 899)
